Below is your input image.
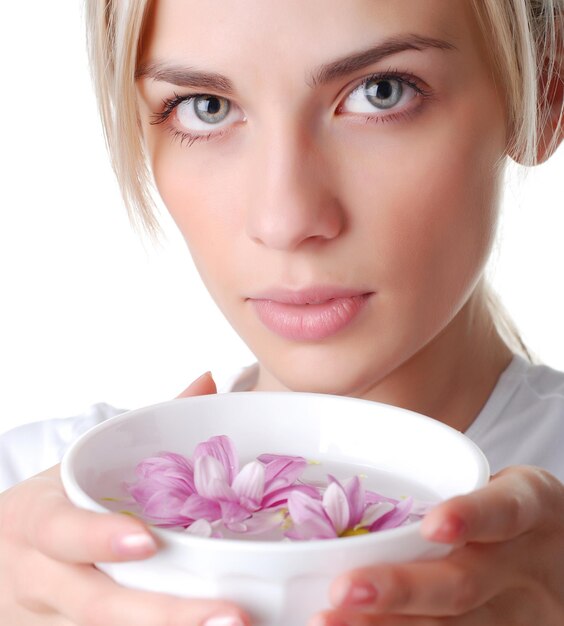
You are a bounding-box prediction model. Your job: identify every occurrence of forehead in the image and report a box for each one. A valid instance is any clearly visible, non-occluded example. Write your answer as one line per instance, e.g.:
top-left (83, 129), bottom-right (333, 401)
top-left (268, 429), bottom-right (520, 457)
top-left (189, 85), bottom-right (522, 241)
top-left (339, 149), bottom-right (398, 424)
top-left (141, 0), bottom-right (483, 76)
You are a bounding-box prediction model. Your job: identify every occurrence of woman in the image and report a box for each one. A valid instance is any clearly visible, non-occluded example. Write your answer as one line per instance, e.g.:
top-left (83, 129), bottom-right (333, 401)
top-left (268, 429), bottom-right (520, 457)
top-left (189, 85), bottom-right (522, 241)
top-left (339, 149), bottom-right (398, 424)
top-left (1, 1), bottom-right (563, 624)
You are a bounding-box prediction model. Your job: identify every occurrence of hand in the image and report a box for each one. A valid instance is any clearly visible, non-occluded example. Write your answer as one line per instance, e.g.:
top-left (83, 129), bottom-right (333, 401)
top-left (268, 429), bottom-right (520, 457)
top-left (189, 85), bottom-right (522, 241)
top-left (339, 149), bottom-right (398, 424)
top-left (309, 465), bottom-right (564, 625)
top-left (0, 372), bottom-right (251, 626)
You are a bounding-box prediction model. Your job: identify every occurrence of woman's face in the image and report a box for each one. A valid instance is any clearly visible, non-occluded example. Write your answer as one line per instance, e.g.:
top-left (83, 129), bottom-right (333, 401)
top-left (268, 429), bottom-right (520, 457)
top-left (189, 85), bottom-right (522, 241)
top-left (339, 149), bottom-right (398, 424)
top-left (137, 0), bottom-right (507, 397)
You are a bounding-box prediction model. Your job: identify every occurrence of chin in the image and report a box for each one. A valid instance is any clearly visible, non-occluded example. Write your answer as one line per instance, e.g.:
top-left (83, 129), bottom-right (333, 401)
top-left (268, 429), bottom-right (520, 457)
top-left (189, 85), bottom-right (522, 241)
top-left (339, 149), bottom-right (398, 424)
top-left (257, 347), bottom-right (388, 399)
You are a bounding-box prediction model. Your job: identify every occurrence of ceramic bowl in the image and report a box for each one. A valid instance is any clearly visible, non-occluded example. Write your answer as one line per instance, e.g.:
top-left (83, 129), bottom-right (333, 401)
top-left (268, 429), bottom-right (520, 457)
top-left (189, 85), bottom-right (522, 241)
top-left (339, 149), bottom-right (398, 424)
top-left (61, 391), bottom-right (489, 626)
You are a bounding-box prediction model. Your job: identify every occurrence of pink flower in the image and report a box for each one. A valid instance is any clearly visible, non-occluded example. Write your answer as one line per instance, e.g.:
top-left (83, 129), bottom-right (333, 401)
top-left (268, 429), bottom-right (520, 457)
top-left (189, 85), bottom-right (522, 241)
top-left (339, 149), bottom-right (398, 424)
top-left (180, 437), bottom-right (316, 533)
top-left (129, 436), bottom-right (315, 534)
top-left (127, 436), bottom-right (428, 540)
top-left (128, 452), bottom-right (196, 527)
top-left (285, 475), bottom-right (399, 540)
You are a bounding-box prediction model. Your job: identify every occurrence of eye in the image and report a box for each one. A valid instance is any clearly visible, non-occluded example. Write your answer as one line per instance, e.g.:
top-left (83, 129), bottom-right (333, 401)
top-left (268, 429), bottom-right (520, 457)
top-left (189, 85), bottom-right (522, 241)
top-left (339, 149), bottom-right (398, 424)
top-left (151, 92), bottom-right (246, 140)
top-left (177, 95), bottom-right (234, 131)
top-left (340, 75), bottom-right (420, 116)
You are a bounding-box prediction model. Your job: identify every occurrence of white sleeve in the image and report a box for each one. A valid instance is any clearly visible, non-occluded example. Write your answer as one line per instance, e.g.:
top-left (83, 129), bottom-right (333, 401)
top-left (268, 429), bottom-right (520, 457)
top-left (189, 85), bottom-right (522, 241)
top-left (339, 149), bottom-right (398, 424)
top-left (0, 403), bottom-right (125, 492)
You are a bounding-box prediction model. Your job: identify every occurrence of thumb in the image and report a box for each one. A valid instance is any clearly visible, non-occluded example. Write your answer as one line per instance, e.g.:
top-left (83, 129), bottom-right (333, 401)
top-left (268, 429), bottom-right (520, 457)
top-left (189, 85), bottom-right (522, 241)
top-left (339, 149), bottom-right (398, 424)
top-left (176, 371), bottom-right (217, 398)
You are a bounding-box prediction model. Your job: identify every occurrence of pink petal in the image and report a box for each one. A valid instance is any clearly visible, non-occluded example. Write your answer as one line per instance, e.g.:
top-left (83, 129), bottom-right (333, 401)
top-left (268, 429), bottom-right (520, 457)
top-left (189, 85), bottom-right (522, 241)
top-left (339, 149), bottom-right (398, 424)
top-left (140, 491), bottom-right (194, 527)
top-left (220, 500), bottom-right (253, 526)
top-left (370, 497), bottom-right (414, 531)
top-left (258, 453), bottom-right (305, 464)
top-left (130, 452), bottom-right (195, 496)
top-left (322, 481), bottom-right (350, 535)
top-left (232, 461), bottom-right (265, 507)
top-left (360, 501), bottom-right (395, 527)
top-left (286, 490), bottom-right (336, 540)
top-left (194, 455), bottom-right (237, 501)
top-left (194, 435), bottom-right (239, 484)
top-left (260, 455), bottom-right (307, 492)
top-left (365, 489), bottom-right (400, 506)
top-left (342, 476), bottom-right (365, 528)
top-left (261, 482), bottom-right (321, 508)
top-left (179, 494), bottom-right (222, 522)
top-left (229, 508), bottom-right (286, 535)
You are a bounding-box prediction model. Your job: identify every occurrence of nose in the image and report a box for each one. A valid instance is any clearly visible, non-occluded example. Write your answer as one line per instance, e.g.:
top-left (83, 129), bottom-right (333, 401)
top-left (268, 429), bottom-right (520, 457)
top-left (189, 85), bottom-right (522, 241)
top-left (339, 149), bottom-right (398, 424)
top-left (245, 127), bottom-right (345, 250)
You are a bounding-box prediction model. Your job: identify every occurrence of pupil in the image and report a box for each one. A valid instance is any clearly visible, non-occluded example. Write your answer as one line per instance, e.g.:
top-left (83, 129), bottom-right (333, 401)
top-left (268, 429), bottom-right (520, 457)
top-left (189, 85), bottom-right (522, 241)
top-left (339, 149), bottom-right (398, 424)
top-left (377, 81), bottom-right (393, 100)
top-left (205, 97), bottom-right (221, 114)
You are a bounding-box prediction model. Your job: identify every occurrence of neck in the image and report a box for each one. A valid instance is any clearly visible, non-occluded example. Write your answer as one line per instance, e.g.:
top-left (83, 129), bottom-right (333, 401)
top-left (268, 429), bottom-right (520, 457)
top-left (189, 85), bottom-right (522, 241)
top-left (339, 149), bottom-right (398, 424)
top-left (358, 286), bottom-right (513, 431)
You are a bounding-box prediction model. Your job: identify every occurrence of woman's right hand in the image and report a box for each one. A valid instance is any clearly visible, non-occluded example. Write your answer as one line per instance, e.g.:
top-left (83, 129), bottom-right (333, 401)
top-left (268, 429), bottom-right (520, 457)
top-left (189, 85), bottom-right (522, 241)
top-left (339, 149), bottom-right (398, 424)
top-left (0, 372), bottom-right (250, 626)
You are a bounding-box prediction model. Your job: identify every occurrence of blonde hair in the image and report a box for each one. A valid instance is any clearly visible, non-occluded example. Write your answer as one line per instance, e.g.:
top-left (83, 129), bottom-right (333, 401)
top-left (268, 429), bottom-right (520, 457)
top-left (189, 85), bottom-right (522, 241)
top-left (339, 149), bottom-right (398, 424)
top-left (86, 0), bottom-right (156, 235)
top-left (470, 0), bottom-right (563, 165)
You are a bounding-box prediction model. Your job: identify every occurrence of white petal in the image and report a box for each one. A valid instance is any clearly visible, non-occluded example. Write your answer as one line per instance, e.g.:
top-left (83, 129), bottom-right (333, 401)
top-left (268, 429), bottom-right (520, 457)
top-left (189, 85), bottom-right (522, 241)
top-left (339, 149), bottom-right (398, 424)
top-left (185, 518), bottom-right (213, 537)
top-left (360, 502), bottom-right (395, 527)
top-left (232, 461), bottom-right (265, 504)
top-left (322, 481), bottom-right (350, 535)
top-left (194, 455), bottom-right (235, 500)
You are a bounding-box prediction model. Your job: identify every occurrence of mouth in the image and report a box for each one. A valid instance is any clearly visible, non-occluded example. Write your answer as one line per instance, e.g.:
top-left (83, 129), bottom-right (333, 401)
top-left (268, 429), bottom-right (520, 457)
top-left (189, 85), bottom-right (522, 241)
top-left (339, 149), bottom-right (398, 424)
top-left (246, 287), bottom-right (373, 341)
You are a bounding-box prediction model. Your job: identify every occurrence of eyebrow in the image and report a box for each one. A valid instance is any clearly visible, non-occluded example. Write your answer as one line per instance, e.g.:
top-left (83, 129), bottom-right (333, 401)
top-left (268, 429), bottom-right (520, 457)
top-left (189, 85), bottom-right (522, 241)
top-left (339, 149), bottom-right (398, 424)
top-left (309, 34), bottom-right (456, 87)
top-left (135, 63), bottom-right (235, 94)
top-left (135, 34), bottom-right (456, 93)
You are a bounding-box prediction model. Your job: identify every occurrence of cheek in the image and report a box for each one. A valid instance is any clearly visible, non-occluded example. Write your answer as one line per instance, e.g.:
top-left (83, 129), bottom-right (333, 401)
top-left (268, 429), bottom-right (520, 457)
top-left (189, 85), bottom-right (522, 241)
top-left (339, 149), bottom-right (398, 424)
top-left (337, 99), bottom-right (504, 300)
top-left (150, 143), bottom-right (245, 289)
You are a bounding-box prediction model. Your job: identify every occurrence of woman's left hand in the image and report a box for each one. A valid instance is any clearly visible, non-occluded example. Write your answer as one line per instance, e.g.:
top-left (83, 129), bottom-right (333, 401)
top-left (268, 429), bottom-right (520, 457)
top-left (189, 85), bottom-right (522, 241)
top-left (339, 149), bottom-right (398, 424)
top-left (310, 465), bottom-right (564, 625)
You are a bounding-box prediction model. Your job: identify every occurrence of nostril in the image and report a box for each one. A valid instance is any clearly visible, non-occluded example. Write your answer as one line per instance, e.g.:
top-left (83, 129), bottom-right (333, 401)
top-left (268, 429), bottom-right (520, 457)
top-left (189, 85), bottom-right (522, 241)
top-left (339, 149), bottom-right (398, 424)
top-left (246, 201), bottom-right (345, 250)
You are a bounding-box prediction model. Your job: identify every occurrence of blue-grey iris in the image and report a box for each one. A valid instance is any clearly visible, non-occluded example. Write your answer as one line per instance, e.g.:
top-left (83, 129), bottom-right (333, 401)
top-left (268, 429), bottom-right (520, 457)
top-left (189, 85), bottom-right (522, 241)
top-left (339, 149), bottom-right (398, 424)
top-left (194, 95), bottom-right (230, 123)
top-left (364, 79), bottom-right (402, 110)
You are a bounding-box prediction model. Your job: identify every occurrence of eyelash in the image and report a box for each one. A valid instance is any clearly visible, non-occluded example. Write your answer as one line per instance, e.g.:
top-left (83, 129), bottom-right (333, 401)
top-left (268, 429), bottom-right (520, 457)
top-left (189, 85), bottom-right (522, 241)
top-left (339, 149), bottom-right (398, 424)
top-left (150, 69), bottom-right (433, 147)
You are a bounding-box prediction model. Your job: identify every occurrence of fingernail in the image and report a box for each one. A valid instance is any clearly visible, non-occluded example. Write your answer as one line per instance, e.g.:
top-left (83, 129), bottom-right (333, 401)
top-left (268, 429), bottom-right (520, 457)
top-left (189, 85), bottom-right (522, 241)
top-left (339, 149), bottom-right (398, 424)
top-left (335, 580), bottom-right (378, 607)
top-left (425, 515), bottom-right (467, 543)
top-left (111, 532), bottom-right (157, 557)
top-left (194, 371), bottom-right (213, 383)
top-left (202, 615), bottom-right (245, 626)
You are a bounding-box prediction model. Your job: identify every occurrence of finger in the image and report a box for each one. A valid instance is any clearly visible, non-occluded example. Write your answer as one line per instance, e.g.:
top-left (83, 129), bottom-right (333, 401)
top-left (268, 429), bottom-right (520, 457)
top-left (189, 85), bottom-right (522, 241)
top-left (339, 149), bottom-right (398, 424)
top-left (309, 611), bottom-right (441, 625)
top-left (311, 588), bottom-right (539, 626)
top-left (25, 551), bottom-right (250, 626)
top-left (329, 543), bottom-right (510, 617)
top-left (420, 465), bottom-right (555, 544)
top-left (9, 467), bottom-right (158, 563)
top-left (176, 371), bottom-right (217, 398)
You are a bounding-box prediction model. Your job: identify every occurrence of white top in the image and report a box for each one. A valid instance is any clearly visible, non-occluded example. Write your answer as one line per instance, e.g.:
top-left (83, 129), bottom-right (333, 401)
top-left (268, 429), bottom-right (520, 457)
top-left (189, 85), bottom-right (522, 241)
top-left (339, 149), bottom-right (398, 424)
top-left (1, 355), bottom-right (563, 492)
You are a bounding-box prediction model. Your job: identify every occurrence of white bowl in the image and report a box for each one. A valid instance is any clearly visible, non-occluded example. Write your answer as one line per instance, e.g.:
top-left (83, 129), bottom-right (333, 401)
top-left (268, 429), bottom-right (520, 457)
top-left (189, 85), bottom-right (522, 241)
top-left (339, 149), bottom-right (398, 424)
top-left (61, 391), bottom-right (489, 626)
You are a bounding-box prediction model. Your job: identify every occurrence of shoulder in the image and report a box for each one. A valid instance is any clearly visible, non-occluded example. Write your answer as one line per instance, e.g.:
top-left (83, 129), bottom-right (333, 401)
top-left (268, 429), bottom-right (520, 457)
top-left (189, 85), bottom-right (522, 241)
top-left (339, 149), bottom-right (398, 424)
top-left (468, 356), bottom-right (564, 480)
top-left (0, 403), bottom-right (125, 492)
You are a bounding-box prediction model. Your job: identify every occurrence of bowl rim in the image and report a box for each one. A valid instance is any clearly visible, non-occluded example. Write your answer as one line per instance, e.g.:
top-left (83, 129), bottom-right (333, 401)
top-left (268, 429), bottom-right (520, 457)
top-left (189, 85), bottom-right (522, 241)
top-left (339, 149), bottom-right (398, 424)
top-left (61, 391), bottom-right (490, 553)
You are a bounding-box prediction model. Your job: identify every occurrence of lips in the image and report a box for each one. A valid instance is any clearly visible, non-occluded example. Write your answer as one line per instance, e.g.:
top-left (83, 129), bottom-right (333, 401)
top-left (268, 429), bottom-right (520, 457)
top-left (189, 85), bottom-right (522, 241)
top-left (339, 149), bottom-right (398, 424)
top-left (247, 287), bottom-right (372, 341)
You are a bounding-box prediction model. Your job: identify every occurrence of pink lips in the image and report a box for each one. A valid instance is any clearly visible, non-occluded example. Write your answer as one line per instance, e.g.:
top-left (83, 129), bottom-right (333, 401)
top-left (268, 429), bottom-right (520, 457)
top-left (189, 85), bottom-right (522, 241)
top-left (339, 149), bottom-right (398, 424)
top-left (247, 288), bottom-right (372, 341)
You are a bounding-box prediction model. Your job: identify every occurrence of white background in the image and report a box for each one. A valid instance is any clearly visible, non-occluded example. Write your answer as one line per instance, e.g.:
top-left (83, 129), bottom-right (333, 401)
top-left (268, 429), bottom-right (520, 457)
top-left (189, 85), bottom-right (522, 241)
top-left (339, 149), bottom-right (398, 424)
top-left (1, 2), bottom-right (562, 434)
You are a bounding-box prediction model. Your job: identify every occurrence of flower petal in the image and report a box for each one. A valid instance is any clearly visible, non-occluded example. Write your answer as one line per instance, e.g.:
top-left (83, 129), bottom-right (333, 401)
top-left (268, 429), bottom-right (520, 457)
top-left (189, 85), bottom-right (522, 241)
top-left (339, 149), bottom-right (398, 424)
top-left (370, 497), bottom-right (414, 531)
top-left (360, 501), bottom-right (395, 527)
top-left (322, 481), bottom-right (350, 535)
top-left (261, 482), bottom-right (321, 508)
top-left (229, 508), bottom-right (287, 536)
top-left (286, 490), bottom-right (336, 540)
top-left (179, 494), bottom-right (222, 522)
top-left (220, 500), bottom-right (253, 526)
top-left (342, 475), bottom-right (365, 528)
top-left (139, 491), bottom-right (195, 527)
top-left (194, 455), bottom-right (237, 501)
top-left (232, 461), bottom-right (265, 507)
top-left (194, 435), bottom-right (239, 484)
top-left (260, 455), bottom-right (308, 492)
top-left (185, 518), bottom-right (214, 537)
top-left (130, 452), bottom-right (195, 498)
